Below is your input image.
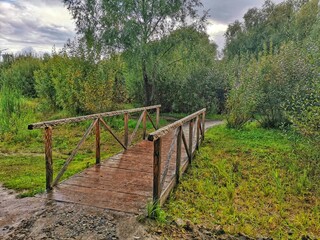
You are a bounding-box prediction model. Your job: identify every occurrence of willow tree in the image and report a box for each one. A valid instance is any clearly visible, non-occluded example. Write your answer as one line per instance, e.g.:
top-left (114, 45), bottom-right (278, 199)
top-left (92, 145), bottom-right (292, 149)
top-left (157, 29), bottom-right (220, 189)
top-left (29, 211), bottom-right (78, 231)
top-left (63, 0), bottom-right (204, 105)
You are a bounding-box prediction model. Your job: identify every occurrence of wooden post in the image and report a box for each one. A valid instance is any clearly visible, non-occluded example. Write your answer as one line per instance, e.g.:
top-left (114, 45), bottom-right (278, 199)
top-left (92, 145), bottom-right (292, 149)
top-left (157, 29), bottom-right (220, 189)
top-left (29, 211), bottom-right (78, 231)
top-left (202, 111), bottom-right (206, 141)
top-left (95, 119), bottom-right (100, 164)
top-left (176, 126), bottom-right (182, 184)
top-left (124, 113), bottom-right (129, 148)
top-left (156, 107), bottom-right (160, 129)
top-left (142, 110), bottom-right (147, 140)
top-left (196, 116), bottom-right (200, 150)
top-left (189, 119), bottom-right (194, 163)
top-left (45, 127), bottom-right (53, 191)
top-left (153, 138), bottom-right (162, 211)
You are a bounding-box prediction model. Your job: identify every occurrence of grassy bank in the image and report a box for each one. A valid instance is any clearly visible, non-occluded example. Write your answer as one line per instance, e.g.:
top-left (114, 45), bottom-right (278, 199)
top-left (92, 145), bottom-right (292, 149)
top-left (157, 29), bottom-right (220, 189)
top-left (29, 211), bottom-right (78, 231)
top-left (161, 124), bottom-right (319, 239)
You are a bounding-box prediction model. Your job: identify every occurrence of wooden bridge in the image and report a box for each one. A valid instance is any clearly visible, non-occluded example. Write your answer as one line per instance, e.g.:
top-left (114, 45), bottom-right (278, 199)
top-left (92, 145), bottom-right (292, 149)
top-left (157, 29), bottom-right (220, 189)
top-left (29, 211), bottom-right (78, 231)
top-left (28, 106), bottom-right (206, 214)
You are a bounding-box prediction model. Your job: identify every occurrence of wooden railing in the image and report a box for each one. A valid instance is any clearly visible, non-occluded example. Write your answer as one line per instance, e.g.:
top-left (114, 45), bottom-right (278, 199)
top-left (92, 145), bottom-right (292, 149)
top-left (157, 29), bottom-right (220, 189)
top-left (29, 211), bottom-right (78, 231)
top-left (148, 108), bottom-right (206, 208)
top-left (28, 105), bottom-right (161, 191)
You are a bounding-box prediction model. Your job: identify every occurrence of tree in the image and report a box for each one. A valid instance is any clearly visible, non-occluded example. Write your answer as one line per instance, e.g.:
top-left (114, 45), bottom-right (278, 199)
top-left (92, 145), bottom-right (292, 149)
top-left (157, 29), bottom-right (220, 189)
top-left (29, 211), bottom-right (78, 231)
top-left (64, 0), bottom-right (204, 106)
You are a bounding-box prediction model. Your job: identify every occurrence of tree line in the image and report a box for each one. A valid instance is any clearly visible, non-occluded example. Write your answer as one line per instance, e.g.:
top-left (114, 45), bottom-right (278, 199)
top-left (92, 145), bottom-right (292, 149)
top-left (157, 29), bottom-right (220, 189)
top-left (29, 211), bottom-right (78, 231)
top-left (0, 0), bottom-right (319, 140)
top-left (224, 0), bottom-right (319, 138)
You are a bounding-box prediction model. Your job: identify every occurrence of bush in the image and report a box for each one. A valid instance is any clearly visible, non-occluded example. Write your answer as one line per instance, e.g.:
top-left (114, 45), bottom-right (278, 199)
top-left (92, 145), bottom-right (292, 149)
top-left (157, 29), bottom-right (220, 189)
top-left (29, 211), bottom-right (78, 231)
top-left (0, 56), bottom-right (41, 98)
top-left (35, 54), bottom-right (127, 114)
top-left (226, 56), bottom-right (260, 129)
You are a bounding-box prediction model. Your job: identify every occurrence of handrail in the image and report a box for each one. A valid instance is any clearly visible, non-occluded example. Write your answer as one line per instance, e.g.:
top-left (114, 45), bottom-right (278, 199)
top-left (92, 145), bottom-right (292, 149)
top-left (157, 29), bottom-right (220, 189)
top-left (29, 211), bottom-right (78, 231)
top-left (148, 108), bottom-right (206, 141)
top-left (28, 105), bottom-right (161, 191)
top-left (147, 108), bottom-right (206, 212)
top-left (28, 105), bottom-right (161, 130)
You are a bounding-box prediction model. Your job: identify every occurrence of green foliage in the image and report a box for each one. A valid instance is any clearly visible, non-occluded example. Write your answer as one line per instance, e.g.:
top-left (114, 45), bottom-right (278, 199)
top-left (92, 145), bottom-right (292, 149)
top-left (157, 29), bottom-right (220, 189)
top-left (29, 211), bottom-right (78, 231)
top-left (126, 27), bottom-right (225, 113)
top-left (147, 202), bottom-right (167, 223)
top-left (224, 0), bottom-right (319, 132)
top-left (64, 0), bottom-right (205, 105)
top-left (284, 19), bottom-right (320, 138)
top-left (0, 56), bottom-right (41, 97)
top-left (0, 85), bottom-right (22, 134)
top-left (224, 0), bottom-right (319, 59)
top-left (226, 55), bottom-right (260, 128)
top-left (34, 54), bottom-right (127, 114)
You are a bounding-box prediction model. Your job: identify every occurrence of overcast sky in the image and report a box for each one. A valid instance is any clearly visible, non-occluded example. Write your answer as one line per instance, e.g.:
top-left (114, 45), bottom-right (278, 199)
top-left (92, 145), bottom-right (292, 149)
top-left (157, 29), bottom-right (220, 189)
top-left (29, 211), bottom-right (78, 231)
top-left (0, 0), bottom-right (284, 54)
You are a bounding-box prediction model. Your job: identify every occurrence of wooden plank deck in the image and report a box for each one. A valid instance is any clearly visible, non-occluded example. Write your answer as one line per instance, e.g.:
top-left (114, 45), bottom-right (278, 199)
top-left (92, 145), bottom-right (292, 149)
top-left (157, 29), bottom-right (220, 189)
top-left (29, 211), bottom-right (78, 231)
top-left (43, 128), bottom-right (189, 214)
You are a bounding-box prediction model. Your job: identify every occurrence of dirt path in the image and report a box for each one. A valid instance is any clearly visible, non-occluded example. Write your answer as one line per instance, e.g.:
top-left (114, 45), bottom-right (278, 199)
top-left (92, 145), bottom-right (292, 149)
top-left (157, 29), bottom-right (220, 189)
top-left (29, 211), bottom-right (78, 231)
top-left (0, 120), bottom-right (223, 240)
top-left (0, 187), bottom-right (152, 239)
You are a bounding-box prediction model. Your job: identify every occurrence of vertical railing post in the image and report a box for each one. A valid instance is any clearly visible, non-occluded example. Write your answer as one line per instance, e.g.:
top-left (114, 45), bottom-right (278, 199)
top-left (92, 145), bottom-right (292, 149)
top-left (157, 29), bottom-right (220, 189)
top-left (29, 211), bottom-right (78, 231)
top-left (124, 113), bottom-right (129, 148)
top-left (95, 119), bottom-right (101, 164)
top-left (143, 110), bottom-right (147, 140)
top-left (196, 116), bottom-right (200, 150)
top-left (176, 126), bottom-right (182, 184)
top-left (202, 111), bottom-right (206, 141)
top-left (156, 107), bottom-right (160, 129)
top-left (45, 126), bottom-right (53, 191)
top-left (189, 119), bottom-right (194, 163)
top-left (153, 138), bottom-right (162, 212)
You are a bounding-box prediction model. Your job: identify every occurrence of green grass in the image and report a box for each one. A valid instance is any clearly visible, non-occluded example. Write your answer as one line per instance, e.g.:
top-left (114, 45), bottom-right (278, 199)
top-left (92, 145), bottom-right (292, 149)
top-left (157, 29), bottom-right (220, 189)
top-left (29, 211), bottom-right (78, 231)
top-left (162, 123), bottom-right (320, 239)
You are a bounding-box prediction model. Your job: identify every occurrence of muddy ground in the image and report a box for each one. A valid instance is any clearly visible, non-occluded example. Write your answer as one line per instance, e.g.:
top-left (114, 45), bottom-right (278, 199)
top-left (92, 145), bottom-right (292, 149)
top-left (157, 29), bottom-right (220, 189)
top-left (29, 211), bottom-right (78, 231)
top-left (0, 185), bottom-right (154, 240)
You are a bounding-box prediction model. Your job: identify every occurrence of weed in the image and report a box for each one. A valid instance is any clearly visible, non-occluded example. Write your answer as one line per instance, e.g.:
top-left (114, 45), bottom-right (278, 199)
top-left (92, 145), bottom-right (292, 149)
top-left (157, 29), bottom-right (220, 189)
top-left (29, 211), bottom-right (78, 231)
top-left (147, 201), bottom-right (167, 223)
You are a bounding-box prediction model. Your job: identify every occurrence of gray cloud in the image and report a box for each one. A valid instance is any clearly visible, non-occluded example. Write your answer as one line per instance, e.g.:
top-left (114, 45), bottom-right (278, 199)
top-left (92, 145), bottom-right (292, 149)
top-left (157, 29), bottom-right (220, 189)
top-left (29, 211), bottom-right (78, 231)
top-left (201, 0), bottom-right (284, 24)
top-left (0, 0), bottom-right (75, 53)
top-left (0, 0), bottom-right (286, 53)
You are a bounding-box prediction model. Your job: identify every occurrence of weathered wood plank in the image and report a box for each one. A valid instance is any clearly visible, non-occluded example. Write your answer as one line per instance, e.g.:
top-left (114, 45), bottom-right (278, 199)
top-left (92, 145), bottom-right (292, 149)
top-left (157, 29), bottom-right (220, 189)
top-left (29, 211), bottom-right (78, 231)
top-left (153, 138), bottom-right (162, 207)
top-left (176, 126), bottom-right (182, 184)
top-left (189, 120), bottom-right (194, 164)
top-left (202, 112), bottom-right (206, 141)
top-left (156, 107), bottom-right (160, 129)
top-left (45, 127), bottom-right (53, 191)
top-left (196, 116), bottom-right (200, 150)
top-left (124, 113), bottom-right (129, 148)
top-left (96, 119), bottom-right (101, 164)
top-left (142, 110), bottom-right (147, 140)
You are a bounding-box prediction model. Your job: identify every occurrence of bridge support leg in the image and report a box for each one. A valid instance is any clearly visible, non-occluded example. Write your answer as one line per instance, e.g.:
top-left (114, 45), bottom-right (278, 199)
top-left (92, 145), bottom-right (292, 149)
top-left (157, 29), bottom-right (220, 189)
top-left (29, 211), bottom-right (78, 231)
top-left (189, 120), bottom-right (194, 163)
top-left (176, 126), bottom-right (182, 184)
top-left (45, 126), bottom-right (53, 191)
top-left (143, 110), bottom-right (147, 140)
top-left (153, 138), bottom-right (162, 214)
top-left (95, 119), bottom-right (100, 164)
top-left (124, 113), bottom-right (129, 148)
top-left (196, 116), bottom-right (200, 150)
top-left (202, 112), bottom-right (206, 141)
top-left (156, 107), bottom-right (160, 129)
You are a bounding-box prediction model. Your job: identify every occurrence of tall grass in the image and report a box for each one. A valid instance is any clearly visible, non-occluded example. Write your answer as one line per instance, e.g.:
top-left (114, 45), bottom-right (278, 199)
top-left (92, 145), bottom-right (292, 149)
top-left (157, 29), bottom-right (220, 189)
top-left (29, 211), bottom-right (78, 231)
top-left (0, 84), bottom-right (22, 134)
top-left (0, 84), bottom-right (40, 142)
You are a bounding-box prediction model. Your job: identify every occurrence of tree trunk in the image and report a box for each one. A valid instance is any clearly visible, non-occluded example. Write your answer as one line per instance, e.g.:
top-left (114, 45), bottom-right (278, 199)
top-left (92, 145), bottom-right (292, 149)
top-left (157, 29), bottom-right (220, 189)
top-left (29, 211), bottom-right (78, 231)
top-left (142, 58), bottom-right (153, 106)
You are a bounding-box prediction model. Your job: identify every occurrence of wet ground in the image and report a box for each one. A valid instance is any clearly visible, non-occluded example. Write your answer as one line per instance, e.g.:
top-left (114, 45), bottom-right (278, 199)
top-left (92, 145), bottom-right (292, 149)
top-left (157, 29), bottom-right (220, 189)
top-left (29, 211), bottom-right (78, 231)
top-left (0, 185), bottom-right (152, 239)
